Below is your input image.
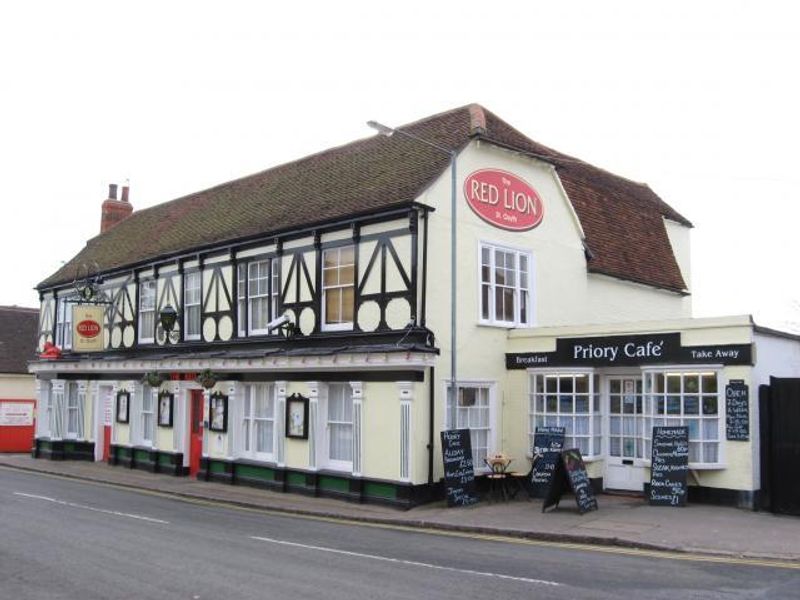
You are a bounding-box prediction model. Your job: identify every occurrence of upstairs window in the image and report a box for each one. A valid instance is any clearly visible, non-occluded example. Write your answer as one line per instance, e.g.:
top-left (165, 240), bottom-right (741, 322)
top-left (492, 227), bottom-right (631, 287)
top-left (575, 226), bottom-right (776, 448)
top-left (183, 271), bottom-right (202, 341)
top-left (479, 243), bottom-right (532, 327)
top-left (55, 296), bottom-right (75, 350)
top-left (238, 260), bottom-right (279, 336)
top-left (138, 280), bottom-right (157, 343)
top-left (322, 246), bottom-right (355, 331)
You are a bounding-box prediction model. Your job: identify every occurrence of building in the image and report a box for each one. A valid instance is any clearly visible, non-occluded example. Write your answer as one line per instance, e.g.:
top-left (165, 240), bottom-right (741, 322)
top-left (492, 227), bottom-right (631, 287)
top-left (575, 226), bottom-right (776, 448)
top-left (29, 104), bottom-right (800, 508)
top-left (0, 306), bottom-right (38, 452)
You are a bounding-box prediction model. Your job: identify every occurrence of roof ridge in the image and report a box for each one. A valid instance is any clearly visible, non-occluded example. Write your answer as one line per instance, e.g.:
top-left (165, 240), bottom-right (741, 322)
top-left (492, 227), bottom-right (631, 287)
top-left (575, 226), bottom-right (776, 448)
top-left (0, 305), bottom-right (39, 313)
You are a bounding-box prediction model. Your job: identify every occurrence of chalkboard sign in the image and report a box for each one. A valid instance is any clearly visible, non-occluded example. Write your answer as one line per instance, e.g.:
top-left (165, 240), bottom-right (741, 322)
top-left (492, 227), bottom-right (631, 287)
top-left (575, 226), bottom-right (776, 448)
top-left (726, 380), bottom-right (749, 441)
top-left (541, 448), bottom-right (598, 514)
top-left (529, 426), bottom-right (565, 498)
top-left (649, 426), bottom-right (689, 507)
top-left (440, 429), bottom-right (479, 507)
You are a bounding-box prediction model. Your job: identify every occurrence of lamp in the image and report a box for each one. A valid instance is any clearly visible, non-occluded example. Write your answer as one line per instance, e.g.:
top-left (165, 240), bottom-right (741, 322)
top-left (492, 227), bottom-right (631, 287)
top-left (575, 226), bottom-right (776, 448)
top-left (159, 304), bottom-right (178, 333)
top-left (367, 119), bottom-right (459, 431)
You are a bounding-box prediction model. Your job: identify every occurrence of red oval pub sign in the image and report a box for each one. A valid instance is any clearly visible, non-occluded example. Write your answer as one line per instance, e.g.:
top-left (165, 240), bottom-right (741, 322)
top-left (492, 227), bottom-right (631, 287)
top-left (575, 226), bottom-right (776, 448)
top-left (463, 169), bottom-right (544, 231)
top-left (76, 319), bottom-right (101, 339)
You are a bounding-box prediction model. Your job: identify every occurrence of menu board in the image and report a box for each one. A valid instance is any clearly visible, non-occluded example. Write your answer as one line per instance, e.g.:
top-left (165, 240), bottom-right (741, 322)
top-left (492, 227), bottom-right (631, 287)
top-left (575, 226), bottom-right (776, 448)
top-left (562, 448), bottom-right (599, 514)
top-left (542, 448), bottom-right (598, 514)
top-left (529, 426), bottom-right (565, 498)
top-left (440, 429), bottom-right (479, 507)
top-left (725, 380), bottom-right (749, 441)
top-left (649, 426), bottom-right (689, 507)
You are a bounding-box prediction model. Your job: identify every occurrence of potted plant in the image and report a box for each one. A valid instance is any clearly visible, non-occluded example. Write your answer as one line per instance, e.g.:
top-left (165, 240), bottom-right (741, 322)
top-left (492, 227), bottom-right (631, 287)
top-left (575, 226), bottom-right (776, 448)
top-left (196, 368), bottom-right (218, 390)
top-left (142, 371), bottom-right (166, 388)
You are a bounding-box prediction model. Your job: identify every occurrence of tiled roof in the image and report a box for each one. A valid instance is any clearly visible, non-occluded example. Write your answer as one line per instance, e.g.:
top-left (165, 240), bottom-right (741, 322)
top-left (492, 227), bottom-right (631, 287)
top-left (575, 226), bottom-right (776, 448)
top-left (39, 104), bottom-right (690, 292)
top-left (0, 306), bottom-right (38, 374)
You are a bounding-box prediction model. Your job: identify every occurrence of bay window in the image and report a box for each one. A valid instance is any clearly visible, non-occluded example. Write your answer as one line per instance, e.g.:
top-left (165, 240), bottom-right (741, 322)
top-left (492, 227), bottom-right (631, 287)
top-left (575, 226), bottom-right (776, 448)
top-left (479, 243), bottom-right (532, 327)
top-left (643, 370), bottom-right (721, 465)
top-left (529, 372), bottom-right (601, 458)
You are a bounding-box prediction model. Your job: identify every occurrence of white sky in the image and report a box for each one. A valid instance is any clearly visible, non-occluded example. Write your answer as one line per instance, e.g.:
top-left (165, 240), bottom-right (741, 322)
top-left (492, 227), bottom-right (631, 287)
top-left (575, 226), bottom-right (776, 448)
top-left (1, 1), bottom-right (798, 331)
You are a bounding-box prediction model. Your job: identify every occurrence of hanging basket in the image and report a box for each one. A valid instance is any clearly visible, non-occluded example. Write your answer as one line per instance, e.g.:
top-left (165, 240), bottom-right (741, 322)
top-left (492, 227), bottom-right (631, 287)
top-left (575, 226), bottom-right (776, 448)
top-left (196, 369), bottom-right (218, 390)
top-left (142, 371), bottom-right (167, 388)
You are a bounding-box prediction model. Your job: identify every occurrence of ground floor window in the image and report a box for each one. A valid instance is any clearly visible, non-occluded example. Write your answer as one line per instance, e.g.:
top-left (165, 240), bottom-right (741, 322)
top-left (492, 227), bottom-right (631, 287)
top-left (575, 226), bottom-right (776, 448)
top-left (643, 370), bottom-right (720, 465)
top-left (140, 387), bottom-right (155, 445)
top-left (242, 383), bottom-right (276, 460)
top-left (446, 383), bottom-right (493, 468)
top-left (327, 383), bottom-right (353, 468)
top-left (65, 382), bottom-right (81, 438)
top-left (529, 372), bottom-right (601, 458)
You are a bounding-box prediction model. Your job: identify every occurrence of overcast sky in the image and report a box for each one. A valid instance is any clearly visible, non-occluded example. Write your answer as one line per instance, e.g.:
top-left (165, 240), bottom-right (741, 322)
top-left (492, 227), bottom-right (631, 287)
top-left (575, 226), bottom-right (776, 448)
top-left (1, 1), bottom-right (798, 331)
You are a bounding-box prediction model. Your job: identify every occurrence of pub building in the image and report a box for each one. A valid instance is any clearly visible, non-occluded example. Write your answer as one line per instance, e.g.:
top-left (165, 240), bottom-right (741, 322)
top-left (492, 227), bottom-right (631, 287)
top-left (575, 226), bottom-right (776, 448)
top-left (29, 104), bottom-right (800, 509)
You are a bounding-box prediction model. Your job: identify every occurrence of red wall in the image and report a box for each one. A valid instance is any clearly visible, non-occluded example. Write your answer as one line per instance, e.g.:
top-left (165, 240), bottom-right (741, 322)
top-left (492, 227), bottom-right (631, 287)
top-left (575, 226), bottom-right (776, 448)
top-left (0, 399), bottom-right (35, 453)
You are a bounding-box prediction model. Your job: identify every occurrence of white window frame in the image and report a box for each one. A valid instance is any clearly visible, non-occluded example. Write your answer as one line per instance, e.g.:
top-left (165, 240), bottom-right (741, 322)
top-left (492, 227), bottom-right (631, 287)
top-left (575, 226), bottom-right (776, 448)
top-left (324, 383), bottom-right (354, 471)
top-left (238, 259), bottom-right (280, 336)
top-left (138, 280), bottom-right (157, 344)
top-left (528, 369), bottom-right (602, 460)
top-left (478, 241), bottom-right (533, 328)
top-left (641, 367), bottom-right (724, 469)
top-left (321, 246), bottom-right (355, 332)
top-left (55, 296), bottom-right (75, 350)
top-left (240, 383), bottom-right (276, 462)
top-left (65, 382), bottom-right (80, 439)
top-left (140, 386), bottom-right (156, 446)
top-left (183, 271), bottom-right (202, 341)
top-left (443, 380), bottom-right (497, 472)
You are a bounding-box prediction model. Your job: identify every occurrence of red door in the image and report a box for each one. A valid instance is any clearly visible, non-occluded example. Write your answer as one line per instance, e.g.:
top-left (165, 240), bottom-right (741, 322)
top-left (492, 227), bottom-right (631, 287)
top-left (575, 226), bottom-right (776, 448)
top-left (189, 390), bottom-right (204, 477)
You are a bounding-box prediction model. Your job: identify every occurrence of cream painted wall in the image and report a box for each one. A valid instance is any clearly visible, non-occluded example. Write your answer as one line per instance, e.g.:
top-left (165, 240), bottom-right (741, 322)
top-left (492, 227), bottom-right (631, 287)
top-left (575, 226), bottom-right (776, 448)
top-left (0, 374), bottom-right (35, 399)
top-left (586, 275), bottom-right (691, 324)
top-left (361, 382), bottom-right (401, 480)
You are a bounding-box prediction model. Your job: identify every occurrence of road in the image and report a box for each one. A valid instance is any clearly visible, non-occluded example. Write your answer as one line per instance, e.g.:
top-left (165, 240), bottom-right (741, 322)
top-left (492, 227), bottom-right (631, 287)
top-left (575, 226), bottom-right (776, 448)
top-left (1, 467), bottom-right (797, 599)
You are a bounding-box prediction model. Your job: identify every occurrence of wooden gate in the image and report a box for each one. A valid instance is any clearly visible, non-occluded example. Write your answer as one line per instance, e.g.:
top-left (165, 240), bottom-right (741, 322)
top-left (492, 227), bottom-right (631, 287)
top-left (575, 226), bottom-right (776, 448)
top-left (760, 377), bottom-right (800, 515)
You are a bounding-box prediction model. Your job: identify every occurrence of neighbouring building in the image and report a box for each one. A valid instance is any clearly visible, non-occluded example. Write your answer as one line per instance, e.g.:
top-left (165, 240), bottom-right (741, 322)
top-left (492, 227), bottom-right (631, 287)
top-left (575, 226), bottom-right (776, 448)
top-left (0, 306), bottom-right (38, 452)
top-left (29, 104), bottom-right (800, 508)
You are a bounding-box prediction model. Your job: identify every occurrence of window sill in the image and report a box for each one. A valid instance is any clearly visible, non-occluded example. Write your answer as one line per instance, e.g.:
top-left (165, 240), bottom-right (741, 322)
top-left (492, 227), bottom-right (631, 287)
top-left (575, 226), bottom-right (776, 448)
top-left (477, 320), bottom-right (532, 330)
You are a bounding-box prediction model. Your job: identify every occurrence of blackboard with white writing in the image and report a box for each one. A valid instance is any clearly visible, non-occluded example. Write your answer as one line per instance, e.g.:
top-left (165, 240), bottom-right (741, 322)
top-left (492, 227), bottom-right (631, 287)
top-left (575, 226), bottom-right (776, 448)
top-left (726, 380), bottom-right (749, 441)
top-left (441, 429), bottom-right (479, 507)
top-left (562, 448), bottom-right (599, 514)
top-left (529, 426), bottom-right (565, 498)
top-left (649, 426), bottom-right (689, 507)
top-left (541, 448), bottom-right (598, 514)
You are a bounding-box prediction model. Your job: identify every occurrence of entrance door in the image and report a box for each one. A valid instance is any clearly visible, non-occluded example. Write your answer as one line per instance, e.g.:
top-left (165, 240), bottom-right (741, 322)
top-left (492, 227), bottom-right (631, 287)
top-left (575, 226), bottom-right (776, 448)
top-left (762, 378), bottom-right (800, 515)
top-left (605, 377), bottom-right (646, 492)
top-left (189, 390), bottom-right (204, 477)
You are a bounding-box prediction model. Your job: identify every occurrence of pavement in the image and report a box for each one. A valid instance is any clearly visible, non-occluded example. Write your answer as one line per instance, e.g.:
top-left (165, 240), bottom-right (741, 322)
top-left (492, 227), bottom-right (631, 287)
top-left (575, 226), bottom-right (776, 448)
top-left (2, 453), bottom-right (799, 563)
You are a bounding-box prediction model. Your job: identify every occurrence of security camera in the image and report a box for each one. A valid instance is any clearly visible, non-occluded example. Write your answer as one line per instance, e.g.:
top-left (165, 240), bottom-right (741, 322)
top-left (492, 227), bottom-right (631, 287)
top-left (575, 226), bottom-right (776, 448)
top-left (267, 313), bottom-right (291, 332)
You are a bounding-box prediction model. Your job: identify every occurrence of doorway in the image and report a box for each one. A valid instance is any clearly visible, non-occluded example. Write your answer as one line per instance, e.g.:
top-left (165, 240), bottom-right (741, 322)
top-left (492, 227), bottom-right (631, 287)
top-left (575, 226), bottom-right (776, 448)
top-left (189, 389), bottom-right (204, 477)
top-left (604, 376), bottom-right (646, 492)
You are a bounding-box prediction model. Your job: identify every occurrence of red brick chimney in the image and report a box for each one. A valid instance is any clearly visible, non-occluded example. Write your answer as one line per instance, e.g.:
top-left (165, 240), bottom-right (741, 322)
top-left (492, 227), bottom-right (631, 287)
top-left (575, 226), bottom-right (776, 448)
top-left (100, 182), bottom-right (133, 233)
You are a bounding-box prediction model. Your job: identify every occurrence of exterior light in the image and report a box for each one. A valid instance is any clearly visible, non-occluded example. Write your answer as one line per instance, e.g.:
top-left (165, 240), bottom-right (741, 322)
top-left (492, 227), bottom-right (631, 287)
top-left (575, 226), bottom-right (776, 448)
top-left (159, 304), bottom-right (178, 333)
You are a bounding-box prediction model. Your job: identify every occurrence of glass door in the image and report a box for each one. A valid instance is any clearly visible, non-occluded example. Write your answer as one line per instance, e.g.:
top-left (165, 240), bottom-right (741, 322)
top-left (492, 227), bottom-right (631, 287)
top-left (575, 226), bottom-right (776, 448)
top-left (604, 377), bottom-right (646, 492)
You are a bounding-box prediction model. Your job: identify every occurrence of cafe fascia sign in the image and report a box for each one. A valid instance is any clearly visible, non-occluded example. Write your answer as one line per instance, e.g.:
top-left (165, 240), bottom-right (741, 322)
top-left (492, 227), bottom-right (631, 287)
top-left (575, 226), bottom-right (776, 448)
top-left (464, 169), bottom-right (544, 231)
top-left (506, 333), bottom-right (753, 369)
top-left (72, 305), bottom-right (105, 352)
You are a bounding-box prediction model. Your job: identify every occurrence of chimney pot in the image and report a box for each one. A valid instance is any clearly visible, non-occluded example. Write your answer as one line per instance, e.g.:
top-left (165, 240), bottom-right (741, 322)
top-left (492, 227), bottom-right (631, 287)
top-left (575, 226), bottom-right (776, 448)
top-left (121, 185), bottom-right (129, 203)
top-left (108, 183), bottom-right (118, 200)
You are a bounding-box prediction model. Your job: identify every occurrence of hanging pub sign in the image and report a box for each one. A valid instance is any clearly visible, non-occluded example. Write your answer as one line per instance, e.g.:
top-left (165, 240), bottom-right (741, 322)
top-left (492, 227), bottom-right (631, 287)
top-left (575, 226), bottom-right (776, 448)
top-left (507, 333), bottom-right (753, 369)
top-left (72, 305), bottom-right (105, 352)
top-left (463, 169), bottom-right (544, 231)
